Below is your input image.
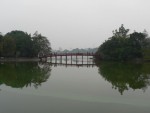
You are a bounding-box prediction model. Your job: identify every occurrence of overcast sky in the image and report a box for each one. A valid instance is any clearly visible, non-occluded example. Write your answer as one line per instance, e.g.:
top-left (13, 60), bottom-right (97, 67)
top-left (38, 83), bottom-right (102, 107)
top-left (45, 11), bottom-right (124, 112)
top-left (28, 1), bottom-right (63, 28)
top-left (0, 0), bottom-right (150, 50)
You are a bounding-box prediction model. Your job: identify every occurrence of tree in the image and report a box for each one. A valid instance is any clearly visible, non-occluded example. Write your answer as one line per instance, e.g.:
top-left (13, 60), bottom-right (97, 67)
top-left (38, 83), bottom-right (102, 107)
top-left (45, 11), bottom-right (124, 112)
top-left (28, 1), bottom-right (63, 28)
top-left (32, 31), bottom-right (51, 57)
top-left (3, 36), bottom-right (16, 57)
top-left (112, 24), bottom-right (129, 38)
top-left (0, 30), bottom-right (51, 58)
top-left (5, 30), bottom-right (32, 57)
top-left (130, 32), bottom-right (146, 48)
top-left (96, 25), bottom-right (130, 60)
top-left (0, 33), bottom-right (3, 57)
top-left (128, 32), bottom-right (146, 58)
top-left (141, 31), bottom-right (150, 60)
top-left (96, 25), bottom-right (148, 61)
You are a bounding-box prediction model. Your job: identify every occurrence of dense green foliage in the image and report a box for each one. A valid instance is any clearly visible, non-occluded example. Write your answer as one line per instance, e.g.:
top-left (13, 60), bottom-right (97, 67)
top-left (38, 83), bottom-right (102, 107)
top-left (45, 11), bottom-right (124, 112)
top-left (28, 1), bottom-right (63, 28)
top-left (96, 25), bottom-right (150, 61)
top-left (0, 31), bottom-right (51, 58)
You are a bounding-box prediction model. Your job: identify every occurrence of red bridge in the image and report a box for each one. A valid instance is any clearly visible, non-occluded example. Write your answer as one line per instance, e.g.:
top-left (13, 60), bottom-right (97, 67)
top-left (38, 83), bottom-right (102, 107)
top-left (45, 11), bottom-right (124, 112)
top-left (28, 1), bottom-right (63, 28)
top-left (47, 52), bottom-right (97, 57)
top-left (39, 52), bottom-right (99, 59)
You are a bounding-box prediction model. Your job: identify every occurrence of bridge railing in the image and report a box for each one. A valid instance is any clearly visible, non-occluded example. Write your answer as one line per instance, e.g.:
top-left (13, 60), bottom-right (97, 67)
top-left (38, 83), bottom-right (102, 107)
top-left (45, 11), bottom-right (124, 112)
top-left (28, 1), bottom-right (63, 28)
top-left (45, 52), bottom-right (96, 57)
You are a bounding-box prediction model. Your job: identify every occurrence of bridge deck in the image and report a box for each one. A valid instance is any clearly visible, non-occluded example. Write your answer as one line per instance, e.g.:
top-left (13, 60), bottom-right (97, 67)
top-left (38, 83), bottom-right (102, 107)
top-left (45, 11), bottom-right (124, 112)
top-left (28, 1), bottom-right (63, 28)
top-left (40, 53), bottom-right (97, 58)
top-left (39, 53), bottom-right (100, 63)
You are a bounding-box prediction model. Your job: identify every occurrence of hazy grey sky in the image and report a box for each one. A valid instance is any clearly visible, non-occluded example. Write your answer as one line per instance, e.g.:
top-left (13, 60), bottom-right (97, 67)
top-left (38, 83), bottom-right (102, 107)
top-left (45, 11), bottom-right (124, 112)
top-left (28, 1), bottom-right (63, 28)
top-left (0, 0), bottom-right (150, 49)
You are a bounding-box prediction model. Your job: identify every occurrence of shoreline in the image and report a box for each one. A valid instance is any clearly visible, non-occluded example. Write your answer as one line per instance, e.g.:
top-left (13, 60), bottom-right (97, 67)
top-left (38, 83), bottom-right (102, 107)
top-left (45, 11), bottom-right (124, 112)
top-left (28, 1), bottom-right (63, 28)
top-left (0, 57), bottom-right (40, 62)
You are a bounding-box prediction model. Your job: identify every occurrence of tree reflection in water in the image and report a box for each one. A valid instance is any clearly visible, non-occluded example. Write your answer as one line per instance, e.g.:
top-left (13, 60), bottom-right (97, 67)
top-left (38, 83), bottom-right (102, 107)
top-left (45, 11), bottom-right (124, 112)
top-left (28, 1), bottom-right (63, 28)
top-left (96, 62), bottom-right (150, 95)
top-left (0, 62), bottom-right (51, 89)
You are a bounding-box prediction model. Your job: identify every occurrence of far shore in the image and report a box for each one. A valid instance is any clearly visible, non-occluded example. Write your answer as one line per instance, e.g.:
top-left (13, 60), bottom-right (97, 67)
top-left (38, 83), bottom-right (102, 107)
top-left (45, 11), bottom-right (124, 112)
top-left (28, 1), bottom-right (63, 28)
top-left (0, 57), bottom-right (40, 62)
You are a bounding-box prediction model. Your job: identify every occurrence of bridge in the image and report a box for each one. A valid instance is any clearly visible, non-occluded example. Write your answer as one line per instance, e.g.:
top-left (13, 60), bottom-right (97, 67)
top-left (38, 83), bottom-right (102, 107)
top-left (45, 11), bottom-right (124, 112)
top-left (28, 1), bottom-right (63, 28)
top-left (39, 52), bottom-right (99, 64)
top-left (39, 52), bottom-right (98, 60)
top-left (40, 52), bottom-right (97, 57)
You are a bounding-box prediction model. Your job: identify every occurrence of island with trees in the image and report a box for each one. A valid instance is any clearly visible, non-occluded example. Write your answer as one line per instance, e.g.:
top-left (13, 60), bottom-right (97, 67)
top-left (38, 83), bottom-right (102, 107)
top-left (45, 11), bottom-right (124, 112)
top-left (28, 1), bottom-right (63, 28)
top-left (0, 30), bottom-right (51, 61)
top-left (95, 24), bottom-right (150, 62)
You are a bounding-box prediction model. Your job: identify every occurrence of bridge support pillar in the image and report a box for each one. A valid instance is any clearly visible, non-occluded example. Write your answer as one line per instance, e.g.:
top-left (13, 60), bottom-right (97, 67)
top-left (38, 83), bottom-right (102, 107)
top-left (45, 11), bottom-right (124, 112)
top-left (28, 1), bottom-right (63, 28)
top-left (82, 54), bottom-right (83, 64)
top-left (71, 54), bottom-right (72, 64)
top-left (50, 56), bottom-right (52, 63)
top-left (76, 54), bottom-right (77, 64)
top-left (55, 56), bottom-right (57, 64)
top-left (66, 53), bottom-right (67, 64)
top-left (60, 56), bottom-right (62, 64)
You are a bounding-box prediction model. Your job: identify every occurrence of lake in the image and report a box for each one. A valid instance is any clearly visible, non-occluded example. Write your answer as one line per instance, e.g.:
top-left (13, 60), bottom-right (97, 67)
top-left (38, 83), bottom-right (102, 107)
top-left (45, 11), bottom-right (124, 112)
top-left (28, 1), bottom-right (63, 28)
top-left (0, 59), bottom-right (150, 113)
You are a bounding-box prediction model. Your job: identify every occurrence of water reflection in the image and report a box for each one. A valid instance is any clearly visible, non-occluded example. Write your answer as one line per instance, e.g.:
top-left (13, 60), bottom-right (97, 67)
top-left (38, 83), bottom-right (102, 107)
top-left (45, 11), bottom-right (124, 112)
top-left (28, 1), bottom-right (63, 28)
top-left (0, 62), bottom-right (51, 88)
top-left (96, 62), bottom-right (150, 95)
top-left (40, 62), bottom-right (96, 68)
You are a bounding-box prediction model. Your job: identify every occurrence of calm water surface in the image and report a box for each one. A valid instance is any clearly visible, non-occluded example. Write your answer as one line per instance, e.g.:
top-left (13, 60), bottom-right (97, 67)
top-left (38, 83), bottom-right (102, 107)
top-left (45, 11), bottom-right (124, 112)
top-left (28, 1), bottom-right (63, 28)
top-left (0, 60), bottom-right (150, 113)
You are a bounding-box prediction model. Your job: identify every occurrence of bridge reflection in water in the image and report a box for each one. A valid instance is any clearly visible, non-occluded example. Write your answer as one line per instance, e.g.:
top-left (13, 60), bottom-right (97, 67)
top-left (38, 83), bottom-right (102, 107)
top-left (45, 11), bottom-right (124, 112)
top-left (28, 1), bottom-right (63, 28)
top-left (38, 62), bottom-right (96, 68)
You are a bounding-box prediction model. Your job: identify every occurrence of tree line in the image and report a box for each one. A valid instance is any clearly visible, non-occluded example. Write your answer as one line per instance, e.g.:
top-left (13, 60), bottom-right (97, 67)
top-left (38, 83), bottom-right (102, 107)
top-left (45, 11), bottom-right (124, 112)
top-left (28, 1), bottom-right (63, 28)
top-left (96, 25), bottom-right (150, 61)
top-left (54, 48), bottom-right (98, 53)
top-left (0, 31), bottom-right (51, 58)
